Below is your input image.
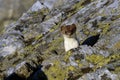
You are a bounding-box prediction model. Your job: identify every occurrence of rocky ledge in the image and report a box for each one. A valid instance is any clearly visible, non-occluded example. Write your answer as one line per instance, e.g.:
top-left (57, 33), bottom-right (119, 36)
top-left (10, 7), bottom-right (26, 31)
top-left (0, 0), bottom-right (120, 80)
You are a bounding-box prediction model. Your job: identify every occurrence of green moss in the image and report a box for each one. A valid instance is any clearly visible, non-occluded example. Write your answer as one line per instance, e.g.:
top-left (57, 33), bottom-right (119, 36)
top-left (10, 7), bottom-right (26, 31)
top-left (72, 0), bottom-right (85, 9)
top-left (72, 1), bottom-right (84, 12)
top-left (35, 34), bottom-right (43, 40)
top-left (84, 30), bottom-right (90, 35)
top-left (30, 11), bottom-right (40, 16)
top-left (23, 21), bottom-right (62, 57)
top-left (81, 0), bottom-right (91, 6)
top-left (44, 60), bottom-right (68, 80)
top-left (68, 66), bottom-right (76, 71)
top-left (40, 8), bottom-right (49, 15)
top-left (78, 63), bottom-right (83, 68)
top-left (86, 54), bottom-right (105, 65)
top-left (109, 54), bottom-right (120, 62)
top-left (64, 51), bottom-right (72, 62)
top-left (86, 54), bottom-right (109, 71)
top-left (30, 8), bottom-right (49, 17)
top-left (28, 8), bottom-right (49, 23)
top-left (44, 51), bottom-right (80, 79)
top-left (115, 67), bottom-right (120, 73)
top-left (86, 53), bottom-right (120, 71)
top-left (98, 23), bottom-right (110, 35)
top-left (112, 40), bottom-right (120, 50)
top-left (65, 0), bottom-right (86, 18)
top-left (49, 23), bottom-right (61, 33)
top-left (45, 37), bottom-right (63, 53)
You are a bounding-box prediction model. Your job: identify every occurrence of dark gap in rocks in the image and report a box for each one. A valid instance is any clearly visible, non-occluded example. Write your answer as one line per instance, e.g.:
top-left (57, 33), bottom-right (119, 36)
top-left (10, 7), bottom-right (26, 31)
top-left (24, 38), bottom-right (35, 46)
top-left (81, 67), bottom-right (93, 74)
top-left (81, 34), bottom-right (100, 46)
top-left (84, 17), bottom-right (91, 24)
top-left (25, 63), bottom-right (36, 71)
top-left (100, 16), bottom-right (107, 21)
top-left (103, 1), bottom-right (110, 6)
top-left (81, 0), bottom-right (91, 6)
top-left (101, 74), bottom-right (112, 80)
top-left (4, 63), bottom-right (47, 80)
top-left (110, 15), bottom-right (120, 21)
top-left (67, 67), bottom-right (93, 80)
top-left (27, 65), bottom-right (48, 80)
top-left (41, 15), bottom-right (46, 22)
top-left (14, 25), bottom-right (24, 32)
top-left (51, 50), bottom-right (58, 55)
top-left (64, 8), bottom-right (76, 14)
top-left (92, 20), bottom-right (98, 27)
top-left (104, 0), bottom-right (113, 6)
top-left (107, 67), bottom-right (115, 71)
top-left (67, 73), bottom-right (82, 80)
top-left (12, 58), bottom-right (21, 65)
top-left (74, 54), bottom-right (84, 60)
top-left (67, 72), bottom-right (73, 80)
top-left (4, 73), bottom-right (26, 80)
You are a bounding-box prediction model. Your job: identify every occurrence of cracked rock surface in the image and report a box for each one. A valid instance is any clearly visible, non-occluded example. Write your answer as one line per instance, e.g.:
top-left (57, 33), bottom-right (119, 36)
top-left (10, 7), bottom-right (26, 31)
top-left (0, 0), bottom-right (120, 80)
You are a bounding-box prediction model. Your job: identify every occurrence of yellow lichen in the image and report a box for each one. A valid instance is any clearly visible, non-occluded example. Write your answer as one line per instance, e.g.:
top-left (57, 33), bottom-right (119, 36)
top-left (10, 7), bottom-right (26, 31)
top-left (109, 54), bottom-right (120, 61)
top-left (84, 30), bottom-right (89, 35)
top-left (98, 23), bottom-right (110, 34)
top-left (68, 66), bottom-right (75, 71)
top-left (45, 37), bottom-right (63, 53)
top-left (44, 60), bottom-right (68, 80)
top-left (49, 28), bottom-right (55, 32)
top-left (66, 0), bottom-right (84, 18)
top-left (76, 60), bottom-right (80, 63)
top-left (112, 40), bottom-right (120, 50)
top-left (115, 67), bottom-right (120, 73)
top-left (86, 53), bottom-right (120, 71)
top-left (78, 63), bottom-right (83, 68)
top-left (86, 54), bottom-right (105, 64)
top-left (73, 0), bottom-right (87, 9)
top-left (30, 8), bottom-right (49, 17)
top-left (49, 23), bottom-right (60, 33)
top-left (64, 51), bottom-right (72, 62)
top-left (35, 34), bottom-right (43, 40)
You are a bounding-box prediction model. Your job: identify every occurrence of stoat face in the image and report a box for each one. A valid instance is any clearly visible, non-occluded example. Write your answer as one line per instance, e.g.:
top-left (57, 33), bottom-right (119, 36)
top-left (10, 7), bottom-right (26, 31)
top-left (61, 24), bottom-right (76, 38)
top-left (61, 24), bottom-right (79, 52)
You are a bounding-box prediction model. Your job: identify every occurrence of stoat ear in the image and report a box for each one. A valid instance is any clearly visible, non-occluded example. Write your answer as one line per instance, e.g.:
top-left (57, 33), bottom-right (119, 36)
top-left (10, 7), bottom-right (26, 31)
top-left (72, 24), bottom-right (76, 28)
top-left (61, 25), bottom-right (65, 31)
top-left (71, 24), bottom-right (76, 31)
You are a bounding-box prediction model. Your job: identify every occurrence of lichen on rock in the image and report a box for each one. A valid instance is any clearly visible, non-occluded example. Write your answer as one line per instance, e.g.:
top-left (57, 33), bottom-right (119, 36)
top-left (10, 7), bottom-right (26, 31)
top-left (0, 0), bottom-right (120, 80)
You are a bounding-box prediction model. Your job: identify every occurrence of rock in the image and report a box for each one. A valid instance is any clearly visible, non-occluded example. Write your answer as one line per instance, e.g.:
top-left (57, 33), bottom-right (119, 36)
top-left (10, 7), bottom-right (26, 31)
top-left (0, 0), bottom-right (35, 34)
top-left (0, 0), bottom-right (120, 80)
top-left (0, 31), bottom-right (25, 57)
top-left (77, 68), bottom-right (118, 80)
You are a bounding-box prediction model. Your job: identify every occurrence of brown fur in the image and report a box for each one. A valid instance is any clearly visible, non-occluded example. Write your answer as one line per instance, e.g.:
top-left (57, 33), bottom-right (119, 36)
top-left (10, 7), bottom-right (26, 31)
top-left (61, 24), bottom-right (76, 36)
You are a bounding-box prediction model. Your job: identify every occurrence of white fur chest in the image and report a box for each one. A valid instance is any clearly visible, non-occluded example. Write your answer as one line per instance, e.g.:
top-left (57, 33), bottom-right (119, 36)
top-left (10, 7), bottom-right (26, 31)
top-left (64, 36), bottom-right (79, 52)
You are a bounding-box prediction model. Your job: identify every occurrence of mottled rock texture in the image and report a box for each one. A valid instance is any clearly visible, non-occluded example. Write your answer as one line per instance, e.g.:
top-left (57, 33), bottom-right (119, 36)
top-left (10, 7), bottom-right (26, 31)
top-left (0, 0), bottom-right (120, 80)
top-left (0, 0), bottom-right (35, 34)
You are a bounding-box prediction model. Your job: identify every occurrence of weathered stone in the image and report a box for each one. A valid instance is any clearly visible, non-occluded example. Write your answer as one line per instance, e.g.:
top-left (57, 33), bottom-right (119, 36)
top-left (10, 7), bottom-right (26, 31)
top-left (0, 0), bottom-right (35, 34)
top-left (0, 0), bottom-right (120, 80)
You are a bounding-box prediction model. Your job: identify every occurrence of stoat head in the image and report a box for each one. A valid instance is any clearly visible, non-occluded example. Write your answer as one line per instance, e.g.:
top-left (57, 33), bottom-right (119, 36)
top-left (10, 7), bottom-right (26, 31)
top-left (61, 24), bottom-right (76, 38)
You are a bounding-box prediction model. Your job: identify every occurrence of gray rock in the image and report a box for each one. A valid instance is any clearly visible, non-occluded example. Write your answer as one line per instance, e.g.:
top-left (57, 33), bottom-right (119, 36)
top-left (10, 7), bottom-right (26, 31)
top-left (0, 0), bottom-right (35, 34)
top-left (78, 68), bottom-right (118, 80)
top-left (0, 0), bottom-right (120, 80)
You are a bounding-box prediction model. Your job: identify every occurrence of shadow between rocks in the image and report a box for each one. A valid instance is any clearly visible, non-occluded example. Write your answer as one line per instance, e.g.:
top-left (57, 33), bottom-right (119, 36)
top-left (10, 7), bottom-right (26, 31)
top-left (81, 34), bottom-right (100, 46)
top-left (27, 65), bottom-right (48, 80)
top-left (5, 65), bottom-right (48, 80)
top-left (4, 73), bottom-right (25, 80)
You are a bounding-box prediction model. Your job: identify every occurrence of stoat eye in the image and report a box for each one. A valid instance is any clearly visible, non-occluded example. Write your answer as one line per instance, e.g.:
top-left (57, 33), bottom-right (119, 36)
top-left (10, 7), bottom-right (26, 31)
top-left (65, 31), bottom-right (67, 34)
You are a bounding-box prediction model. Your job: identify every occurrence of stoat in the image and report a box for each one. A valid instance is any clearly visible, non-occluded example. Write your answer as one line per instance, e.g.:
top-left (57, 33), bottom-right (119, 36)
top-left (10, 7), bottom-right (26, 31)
top-left (61, 24), bottom-right (79, 52)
